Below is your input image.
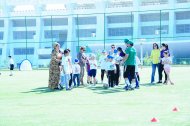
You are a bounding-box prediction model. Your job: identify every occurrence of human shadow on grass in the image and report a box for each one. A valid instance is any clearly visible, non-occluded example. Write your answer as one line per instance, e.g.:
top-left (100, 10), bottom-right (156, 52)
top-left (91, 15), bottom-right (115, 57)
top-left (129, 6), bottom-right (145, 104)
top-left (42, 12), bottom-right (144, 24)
top-left (140, 83), bottom-right (164, 87)
top-left (21, 87), bottom-right (62, 94)
top-left (87, 86), bottom-right (125, 94)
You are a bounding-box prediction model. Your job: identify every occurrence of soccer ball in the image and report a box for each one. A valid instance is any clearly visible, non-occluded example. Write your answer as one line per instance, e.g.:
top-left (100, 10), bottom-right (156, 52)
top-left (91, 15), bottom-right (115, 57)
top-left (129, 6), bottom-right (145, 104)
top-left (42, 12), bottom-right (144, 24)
top-left (103, 83), bottom-right (109, 89)
top-left (57, 53), bottom-right (62, 60)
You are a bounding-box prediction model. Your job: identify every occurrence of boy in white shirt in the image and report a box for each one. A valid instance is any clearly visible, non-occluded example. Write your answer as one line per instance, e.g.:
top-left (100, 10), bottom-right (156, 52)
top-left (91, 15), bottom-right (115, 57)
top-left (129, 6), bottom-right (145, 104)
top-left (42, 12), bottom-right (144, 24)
top-left (61, 50), bottom-right (72, 90)
top-left (99, 50), bottom-right (107, 83)
top-left (106, 55), bottom-right (116, 88)
top-left (72, 59), bottom-right (81, 87)
top-left (8, 56), bottom-right (14, 76)
top-left (89, 54), bottom-right (97, 85)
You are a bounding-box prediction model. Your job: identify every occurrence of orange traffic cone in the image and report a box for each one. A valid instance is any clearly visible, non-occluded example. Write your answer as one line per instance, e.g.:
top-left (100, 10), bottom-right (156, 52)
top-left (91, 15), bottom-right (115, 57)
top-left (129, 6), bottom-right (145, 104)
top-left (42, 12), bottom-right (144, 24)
top-left (151, 117), bottom-right (159, 122)
top-left (173, 107), bottom-right (179, 112)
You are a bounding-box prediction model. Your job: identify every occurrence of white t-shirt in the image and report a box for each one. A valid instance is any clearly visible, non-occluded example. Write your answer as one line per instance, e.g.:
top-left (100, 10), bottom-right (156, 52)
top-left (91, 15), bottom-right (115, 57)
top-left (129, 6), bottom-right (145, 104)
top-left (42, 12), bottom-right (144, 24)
top-left (162, 57), bottom-right (172, 68)
top-left (89, 59), bottom-right (97, 70)
top-left (135, 56), bottom-right (141, 72)
top-left (72, 64), bottom-right (81, 74)
top-left (112, 54), bottom-right (122, 64)
top-left (61, 56), bottom-right (72, 74)
top-left (106, 61), bottom-right (116, 71)
top-left (99, 55), bottom-right (107, 70)
top-left (9, 58), bottom-right (14, 65)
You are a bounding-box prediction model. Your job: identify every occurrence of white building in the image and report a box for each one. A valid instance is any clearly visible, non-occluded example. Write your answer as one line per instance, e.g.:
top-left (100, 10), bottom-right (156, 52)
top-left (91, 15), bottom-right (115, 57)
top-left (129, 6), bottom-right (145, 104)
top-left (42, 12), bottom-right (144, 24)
top-left (0, 0), bottom-right (190, 67)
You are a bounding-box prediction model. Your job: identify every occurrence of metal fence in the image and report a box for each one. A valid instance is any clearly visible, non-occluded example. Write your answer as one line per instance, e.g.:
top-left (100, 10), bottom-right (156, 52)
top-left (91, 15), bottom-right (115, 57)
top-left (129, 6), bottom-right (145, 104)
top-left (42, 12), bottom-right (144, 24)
top-left (0, 7), bottom-right (190, 69)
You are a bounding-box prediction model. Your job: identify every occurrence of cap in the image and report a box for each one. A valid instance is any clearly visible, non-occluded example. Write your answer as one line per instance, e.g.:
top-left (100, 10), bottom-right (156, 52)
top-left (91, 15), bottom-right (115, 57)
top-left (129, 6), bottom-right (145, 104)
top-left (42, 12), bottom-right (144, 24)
top-left (102, 50), bottom-right (106, 53)
top-left (107, 55), bottom-right (114, 59)
top-left (124, 39), bottom-right (129, 43)
top-left (75, 59), bottom-right (79, 63)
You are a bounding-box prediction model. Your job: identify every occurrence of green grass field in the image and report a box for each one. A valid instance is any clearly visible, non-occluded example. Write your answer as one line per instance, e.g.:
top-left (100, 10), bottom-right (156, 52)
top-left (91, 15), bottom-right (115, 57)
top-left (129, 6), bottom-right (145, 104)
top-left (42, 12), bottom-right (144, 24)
top-left (0, 67), bottom-right (190, 126)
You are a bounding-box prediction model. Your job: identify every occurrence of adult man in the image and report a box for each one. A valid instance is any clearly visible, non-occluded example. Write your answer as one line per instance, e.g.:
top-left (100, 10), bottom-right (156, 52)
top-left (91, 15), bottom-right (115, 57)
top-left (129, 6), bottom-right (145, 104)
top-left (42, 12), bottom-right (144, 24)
top-left (123, 39), bottom-right (136, 90)
top-left (77, 46), bottom-right (86, 85)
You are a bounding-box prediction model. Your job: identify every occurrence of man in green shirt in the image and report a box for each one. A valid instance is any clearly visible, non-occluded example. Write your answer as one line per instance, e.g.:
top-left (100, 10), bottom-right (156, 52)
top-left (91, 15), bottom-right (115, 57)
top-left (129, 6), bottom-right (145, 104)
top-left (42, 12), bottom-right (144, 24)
top-left (123, 39), bottom-right (136, 90)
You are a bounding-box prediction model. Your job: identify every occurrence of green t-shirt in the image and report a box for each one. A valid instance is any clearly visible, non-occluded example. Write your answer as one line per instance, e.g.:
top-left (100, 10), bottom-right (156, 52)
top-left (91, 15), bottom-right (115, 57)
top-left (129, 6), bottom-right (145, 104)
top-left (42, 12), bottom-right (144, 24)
top-left (124, 47), bottom-right (136, 66)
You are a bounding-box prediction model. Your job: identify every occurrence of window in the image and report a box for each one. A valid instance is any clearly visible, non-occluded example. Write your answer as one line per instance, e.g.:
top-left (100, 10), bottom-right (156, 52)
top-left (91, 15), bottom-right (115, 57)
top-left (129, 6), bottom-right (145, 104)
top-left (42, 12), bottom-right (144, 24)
top-left (0, 20), bottom-right (4, 27)
top-left (0, 48), bottom-right (2, 55)
top-left (13, 31), bottom-right (36, 40)
top-left (38, 54), bottom-right (51, 59)
top-left (106, 1), bottom-right (133, 8)
top-left (12, 19), bottom-right (36, 27)
top-left (141, 25), bottom-right (168, 35)
top-left (140, 12), bottom-right (169, 22)
top-left (107, 15), bottom-right (133, 24)
top-left (76, 29), bottom-right (96, 37)
top-left (43, 18), bottom-right (68, 26)
top-left (176, 24), bottom-right (190, 33)
top-left (141, 0), bottom-right (168, 6)
top-left (75, 17), bottom-right (96, 25)
top-left (14, 48), bottom-right (34, 55)
top-left (0, 32), bottom-right (3, 40)
top-left (175, 11), bottom-right (190, 20)
top-left (177, 0), bottom-right (190, 3)
top-left (108, 27), bottom-right (133, 36)
top-left (44, 30), bottom-right (67, 39)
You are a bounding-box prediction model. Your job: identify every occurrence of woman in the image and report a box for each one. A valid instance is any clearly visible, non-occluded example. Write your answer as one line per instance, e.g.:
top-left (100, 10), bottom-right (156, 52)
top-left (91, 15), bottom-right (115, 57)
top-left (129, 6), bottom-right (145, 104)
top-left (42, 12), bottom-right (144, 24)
top-left (150, 43), bottom-right (160, 83)
top-left (158, 43), bottom-right (170, 84)
top-left (48, 42), bottom-right (62, 90)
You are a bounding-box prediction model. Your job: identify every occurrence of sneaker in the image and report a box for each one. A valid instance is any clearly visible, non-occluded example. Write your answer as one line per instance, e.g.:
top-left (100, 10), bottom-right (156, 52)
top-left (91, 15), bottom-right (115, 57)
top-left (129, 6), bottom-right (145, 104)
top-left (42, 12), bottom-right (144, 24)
top-left (135, 86), bottom-right (140, 89)
top-left (128, 85), bottom-right (134, 90)
top-left (157, 81), bottom-right (162, 83)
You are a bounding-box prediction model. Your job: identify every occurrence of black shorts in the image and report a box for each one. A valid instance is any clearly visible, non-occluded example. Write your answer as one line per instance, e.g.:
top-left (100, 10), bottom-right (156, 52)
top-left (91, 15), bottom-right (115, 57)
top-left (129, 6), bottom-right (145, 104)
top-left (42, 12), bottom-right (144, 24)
top-left (10, 64), bottom-right (14, 70)
top-left (89, 69), bottom-right (97, 77)
top-left (123, 65), bottom-right (135, 79)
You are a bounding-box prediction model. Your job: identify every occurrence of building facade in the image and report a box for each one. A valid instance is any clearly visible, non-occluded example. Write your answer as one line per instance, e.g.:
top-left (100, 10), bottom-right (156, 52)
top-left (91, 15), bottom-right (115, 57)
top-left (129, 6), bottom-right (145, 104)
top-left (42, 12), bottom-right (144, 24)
top-left (0, 0), bottom-right (190, 67)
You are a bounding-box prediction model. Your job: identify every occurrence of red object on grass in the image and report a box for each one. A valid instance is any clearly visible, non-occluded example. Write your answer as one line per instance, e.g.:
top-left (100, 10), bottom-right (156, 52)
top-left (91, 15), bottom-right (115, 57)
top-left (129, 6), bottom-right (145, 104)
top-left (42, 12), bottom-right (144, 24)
top-left (151, 117), bottom-right (158, 122)
top-left (173, 107), bottom-right (179, 112)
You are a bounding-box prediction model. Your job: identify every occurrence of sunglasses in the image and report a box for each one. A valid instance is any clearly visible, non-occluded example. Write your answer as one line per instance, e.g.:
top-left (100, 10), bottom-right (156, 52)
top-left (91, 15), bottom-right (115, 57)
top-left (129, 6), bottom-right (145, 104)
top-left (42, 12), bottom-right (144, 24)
top-left (111, 47), bottom-right (115, 48)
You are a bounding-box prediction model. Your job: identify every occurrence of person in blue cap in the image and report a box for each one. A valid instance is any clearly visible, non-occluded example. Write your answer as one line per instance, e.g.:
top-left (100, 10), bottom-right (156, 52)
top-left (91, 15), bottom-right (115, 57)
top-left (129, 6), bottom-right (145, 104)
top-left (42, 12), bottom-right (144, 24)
top-left (72, 59), bottom-right (81, 87)
top-left (99, 50), bottom-right (107, 84)
top-left (123, 39), bottom-right (136, 90)
top-left (106, 55), bottom-right (116, 88)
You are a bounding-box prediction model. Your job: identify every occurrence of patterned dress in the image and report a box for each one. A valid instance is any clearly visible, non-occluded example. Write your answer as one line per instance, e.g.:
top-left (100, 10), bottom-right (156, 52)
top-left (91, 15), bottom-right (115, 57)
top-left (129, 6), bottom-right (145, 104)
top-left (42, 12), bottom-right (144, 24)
top-left (48, 50), bottom-right (61, 89)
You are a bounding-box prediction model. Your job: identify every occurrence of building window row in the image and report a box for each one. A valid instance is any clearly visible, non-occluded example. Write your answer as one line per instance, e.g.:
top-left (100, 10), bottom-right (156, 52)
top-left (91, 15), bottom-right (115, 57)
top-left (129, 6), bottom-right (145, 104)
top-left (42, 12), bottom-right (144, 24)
top-left (176, 24), bottom-right (190, 33)
top-left (0, 48), bottom-right (2, 55)
top-left (13, 31), bottom-right (36, 40)
top-left (141, 25), bottom-right (168, 35)
top-left (108, 27), bottom-right (133, 36)
top-left (43, 18), bottom-right (68, 26)
top-left (107, 15), bottom-right (133, 24)
top-left (14, 48), bottom-right (34, 55)
top-left (0, 32), bottom-right (3, 40)
top-left (0, 20), bottom-right (4, 27)
top-left (77, 29), bottom-right (96, 38)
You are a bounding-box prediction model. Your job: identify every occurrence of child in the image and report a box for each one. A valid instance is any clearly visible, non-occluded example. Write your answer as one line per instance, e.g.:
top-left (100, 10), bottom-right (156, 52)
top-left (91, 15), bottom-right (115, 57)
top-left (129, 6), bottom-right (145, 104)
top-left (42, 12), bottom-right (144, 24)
top-left (162, 51), bottom-right (174, 85)
top-left (8, 56), bottom-right (14, 76)
top-left (106, 55), bottom-right (116, 88)
top-left (72, 59), bottom-right (81, 87)
top-left (86, 54), bottom-right (91, 84)
top-left (99, 50), bottom-right (107, 83)
top-left (67, 49), bottom-right (73, 88)
top-left (61, 49), bottom-right (72, 90)
top-left (89, 54), bottom-right (97, 85)
top-left (112, 49), bottom-right (122, 86)
top-left (135, 56), bottom-right (141, 88)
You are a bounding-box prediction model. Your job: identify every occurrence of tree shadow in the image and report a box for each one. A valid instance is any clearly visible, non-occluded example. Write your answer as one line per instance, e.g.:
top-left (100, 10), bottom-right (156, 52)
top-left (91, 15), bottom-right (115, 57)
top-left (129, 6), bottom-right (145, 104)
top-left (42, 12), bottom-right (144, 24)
top-left (21, 87), bottom-right (62, 94)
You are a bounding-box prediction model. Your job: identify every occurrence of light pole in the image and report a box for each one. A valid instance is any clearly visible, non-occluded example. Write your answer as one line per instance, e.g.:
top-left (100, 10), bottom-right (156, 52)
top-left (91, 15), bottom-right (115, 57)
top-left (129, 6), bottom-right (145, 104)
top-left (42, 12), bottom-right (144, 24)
top-left (140, 39), bottom-right (145, 65)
